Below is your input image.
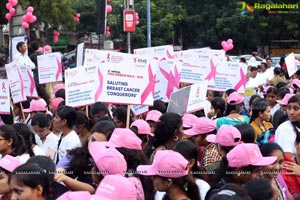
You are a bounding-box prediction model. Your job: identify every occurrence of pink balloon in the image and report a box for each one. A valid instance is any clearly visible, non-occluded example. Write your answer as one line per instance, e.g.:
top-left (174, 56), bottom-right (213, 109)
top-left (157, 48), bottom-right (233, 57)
top-left (6, 3), bottom-right (12, 10)
top-left (22, 22), bottom-right (29, 29)
top-left (44, 45), bottom-right (51, 52)
top-left (26, 12), bottom-right (33, 18)
top-left (27, 6), bottom-right (34, 13)
top-left (106, 5), bottom-right (112, 13)
top-left (227, 43), bottom-right (234, 50)
top-left (9, 8), bottom-right (16, 15)
top-left (30, 15), bottom-right (37, 23)
top-left (5, 13), bottom-right (12, 21)
top-left (135, 20), bottom-right (140, 25)
top-left (76, 13), bottom-right (80, 18)
top-left (221, 41), bottom-right (227, 49)
top-left (54, 36), bottom-right (58, 43)
top-left (53, 30), bottom-right (58, 36)
top-left (10, 0), bottom-right (18, 7)
top-left (106, 31), bottom-right (111, 36)
top-left (106, 26), bottom-right (110, 31)
top-left (227, 39), bottom-right (233, 44)
top-left (37, 47), bottom-right (43, 52)
top-left (135, 15), bottom-right (139, 20)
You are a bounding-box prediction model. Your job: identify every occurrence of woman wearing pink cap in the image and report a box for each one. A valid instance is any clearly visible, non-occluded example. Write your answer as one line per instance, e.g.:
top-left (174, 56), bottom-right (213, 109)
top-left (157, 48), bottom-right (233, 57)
top-left (213, 143), bottom-right (277, 187)
top-left (216, 92), bottom-right (250, 130)
top-left (137, 150), bottom-right (200, 200)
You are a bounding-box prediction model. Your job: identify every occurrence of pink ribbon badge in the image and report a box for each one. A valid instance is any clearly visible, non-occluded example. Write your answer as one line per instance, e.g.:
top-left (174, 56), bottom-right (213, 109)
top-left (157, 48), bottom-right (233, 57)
top-left (94, 68), bottom-right (103, 101)
top-left (141, 65), bottom-right (156, 105)
top-left (234, 67), bottom-right (247, 91)
top-left (56, 58), bottom-right (62, 81)
top-left (205, 59), bottom-right (217, 81)
top-left (27, 70), bottom-right (36, 96)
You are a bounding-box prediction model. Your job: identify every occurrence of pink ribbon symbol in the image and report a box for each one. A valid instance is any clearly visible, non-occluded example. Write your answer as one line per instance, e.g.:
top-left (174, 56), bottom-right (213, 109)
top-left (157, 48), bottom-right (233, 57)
top-left (2, 82), bottom-right (5, 91)
top-left (56, 58), bottom-right (62, 81)
top-left (234, 67), bottom-right (247, 91)
top-left (94, 68), bottom-right (103, 101)
top-left (205, 59), bottom-right (217, 81)
top-left (27, 70), bottom-right (36, 96)
top-left (166, 49), bottom-right (174, 59)
top-left (141, 65), bottom-right (156, 105)
top-left (160, 65), bottom-right (181, 100)
top-left (17, 69), bottom-right (25, 100)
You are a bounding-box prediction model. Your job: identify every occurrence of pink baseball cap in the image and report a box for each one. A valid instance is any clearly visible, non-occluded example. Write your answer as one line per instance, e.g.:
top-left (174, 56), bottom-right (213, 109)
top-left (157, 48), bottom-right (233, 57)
top-left (137, 150), bottom-right (188, 178)
top-left (23, 99), bottom-right (47, 113)
top-left (146, 110), bottom-right (162, 122)
top-left (226, 143), bottom-right (277, 168)
top-left (51, 97), bottom-right (64, 112)
top-left (276, 94), bottom-right (294, 106)
top-left (182, 114), bottom-right (197, 128)
top-left (184, 117), bottom-right (216, 136)
top-left (56, 191), bottom-right (105, 200)
top-left (227, 92), bottom-right (244, 105)
top-left (104, 128), bottom-right (142, 150)
top-left (130, 119), bottom-right (153, 136)
top-left (206, 125), bottom-right (242, 147)
top-left (89, 142), bottom-right (127, 176)
top-left (53, 84), bottom-right (65, 94)
top-left (292, 79), bottom-right (300, 89)
top-left (96, 175), bottom-right (137, 200)
top-left (0, 155), bottom-right (21, 172)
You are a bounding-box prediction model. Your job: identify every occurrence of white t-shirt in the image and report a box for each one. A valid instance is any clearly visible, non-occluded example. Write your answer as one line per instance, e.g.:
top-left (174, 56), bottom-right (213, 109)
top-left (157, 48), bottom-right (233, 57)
top-left (33, 145), bottom-right (45, 156)
top-left (246, 75), bottom-right (265, 88)
top-left (270, 103), bottom-right (281, 118)
top-left (275, 120), bottom-right (298, 155)
top-left (14, 52), bottom-right (35, 69)
top-left (35, 132), bottom-right (59, 155)
top-left (18, 153), bottom-right (30, 164)
top-left (154, 178), bottom-right (210, 200)
top-left (57, 130), bottom-right (81, 162)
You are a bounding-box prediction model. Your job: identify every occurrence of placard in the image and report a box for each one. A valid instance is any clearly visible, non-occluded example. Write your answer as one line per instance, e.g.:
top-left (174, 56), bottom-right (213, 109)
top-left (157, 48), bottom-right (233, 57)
top-left (0, 79), bottom-right (10, 115)
top-left (5, 62), bottom-right (26, 103)
top-left (37, 52), bottom-right (62, 84)
top-left (19, 64), bottom-right (38, 97)
top-left (285, 53), bottom-right (298, 77)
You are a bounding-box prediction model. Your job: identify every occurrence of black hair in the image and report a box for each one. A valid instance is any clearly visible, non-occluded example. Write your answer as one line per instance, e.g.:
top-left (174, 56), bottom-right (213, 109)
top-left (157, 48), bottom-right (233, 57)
top-left (173, 140), bottom-right (203, 179)
top-left (116, 147), bottom-right (154, 200)
top-left (30, 41), bottom-right (40, 51)
top-left (90, 102), bottom-right (111, 117)
top-left (276, 82), bottom-right (288, 89)
top-left (250, 66), bottom-right (257, 72)
top-left (74, 111), bottom-right (93, 131)
top-left (112, 106), bottom-right (134, 127)
top-left (90, 120), bottom-right (116, 140)
top-left (55, 89), bottom-right (65, 100)
top-left (273, 67), bottom-right (281, 75)
top-left (162, 175), bottom-right (200, 200)
top-left (31, 112), bottom-right (51, 128)
top-left (211, 97), bottom-right (225, 118)
top-left (149, 100), bottom-right (167, 113)
top-left (260, 142), bottom-right (284, 157)
top-left (250, 98), bottom-right (269, 122)
top-left (243, 179), bottom-right (274, 200)
top-left (0, 125), bottom-right (24, 157)
top-left (225, 89), bottom-right (236, 97)
top-left (36, 86), bottom-right (51, 107)
top-left (224, 104), bottom-right (242, 116)
top-left (56, 106), bottom-right (77, 129)
top-left (16, 41), bottom-right (25, 51)
top-left (12, 123), bottom-right (35, 157)
top-left (277, 89), bottom-right (289, 100)
top-left (152, 112), bottom-right (182, 148)
top-left (234, 124), bottom-right (255, 143)
top-left (266, 86), bottom-right (278, 96)
top-left (272, 109), bottom-right (288, 130)
top-left (249, 95), bottom-right (261, 109)
top-left (206, 183), bottom-right (251, 200)
top-left (9, 163), bottom-right (53, 200)
top-left (130, 126), bottom-right (149, 147)
top-left (240, 57), bottom-right (246, 63)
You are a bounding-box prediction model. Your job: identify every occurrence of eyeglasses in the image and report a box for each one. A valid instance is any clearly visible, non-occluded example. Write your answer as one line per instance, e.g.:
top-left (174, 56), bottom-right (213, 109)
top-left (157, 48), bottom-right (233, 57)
top-left (0, 138), bottom-right (7, 141)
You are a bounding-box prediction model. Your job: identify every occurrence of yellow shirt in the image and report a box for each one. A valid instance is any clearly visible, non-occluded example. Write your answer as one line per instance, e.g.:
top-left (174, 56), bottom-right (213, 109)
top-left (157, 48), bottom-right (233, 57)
top-left (250, 121), bottom-right (273, 141)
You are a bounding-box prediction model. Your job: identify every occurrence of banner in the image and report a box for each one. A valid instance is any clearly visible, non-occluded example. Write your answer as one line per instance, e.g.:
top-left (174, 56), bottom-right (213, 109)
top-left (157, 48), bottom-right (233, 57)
top-left (0, 79), bottom-right (10, 115)
top-left (285, 53), bottom-right (298, 77)
top-left (167, 81), bottom-right (208, 115)
top-left (65, 66), bottom-right (101, 107)
top-left (208, 62), bottom-right (248, 93)
top-left (19, 64), bottom-right (38, 97)
top-left (37, 52), bottom-right (62, 84)
top-left (5, 62), bottom-right (26, 103)
top-left (131, 105), bottom-right (149, 116)
top-left (83, 49), bottom-right (106, 67)
top-left (134, 45), bottom-right (180, 102)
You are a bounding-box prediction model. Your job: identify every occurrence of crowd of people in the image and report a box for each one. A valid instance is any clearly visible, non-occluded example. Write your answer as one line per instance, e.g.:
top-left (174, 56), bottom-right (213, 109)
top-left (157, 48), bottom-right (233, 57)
top-left (1, 41), bottom-right (300, 199)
